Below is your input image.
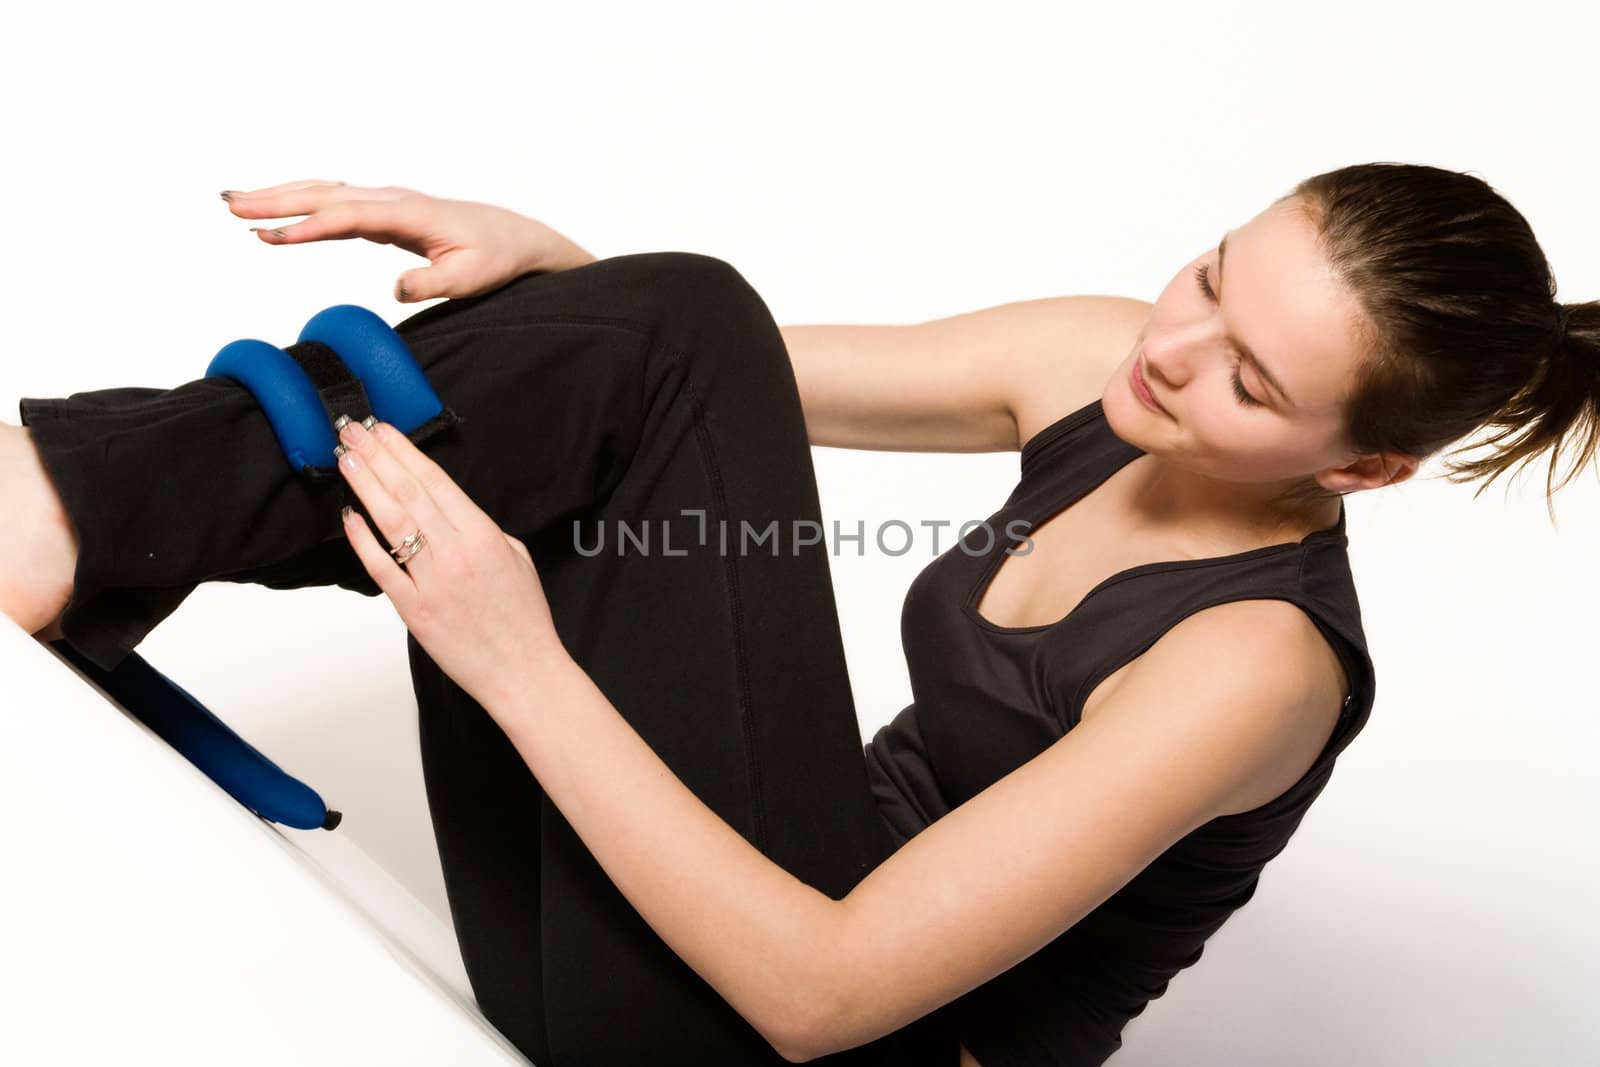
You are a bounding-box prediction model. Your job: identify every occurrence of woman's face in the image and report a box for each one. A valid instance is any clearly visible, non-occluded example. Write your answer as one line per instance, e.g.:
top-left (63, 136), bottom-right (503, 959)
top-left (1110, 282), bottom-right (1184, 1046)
top-left (1102, 197), bottom-right (1385, 492)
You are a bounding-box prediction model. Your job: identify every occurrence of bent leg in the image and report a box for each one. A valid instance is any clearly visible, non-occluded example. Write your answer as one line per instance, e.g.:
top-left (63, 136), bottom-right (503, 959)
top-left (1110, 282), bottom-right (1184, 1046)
top-left (22, 255), bottom-right (738, 673)
top-left (405, 259), bottom-right (953, 1064)
top-left (19, 255), bottom-right (955, 1064)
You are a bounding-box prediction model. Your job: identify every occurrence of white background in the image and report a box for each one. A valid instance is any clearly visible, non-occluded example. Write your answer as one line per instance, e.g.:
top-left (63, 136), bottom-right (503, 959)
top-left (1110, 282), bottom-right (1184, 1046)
top-left (2, 1), bottom-right (1597, 1063)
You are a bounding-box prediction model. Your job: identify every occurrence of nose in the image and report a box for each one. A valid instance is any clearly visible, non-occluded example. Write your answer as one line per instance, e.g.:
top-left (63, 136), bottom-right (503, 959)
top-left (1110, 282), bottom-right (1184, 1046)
top-left (1139, 335), bottom-right (1189, 390)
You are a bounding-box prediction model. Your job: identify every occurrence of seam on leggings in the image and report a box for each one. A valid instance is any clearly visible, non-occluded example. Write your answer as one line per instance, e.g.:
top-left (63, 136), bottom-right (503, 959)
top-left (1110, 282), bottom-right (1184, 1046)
top-left (400, 313), bottom-right (658, 347)
top-left (657, 339), bottom-right (769, 857)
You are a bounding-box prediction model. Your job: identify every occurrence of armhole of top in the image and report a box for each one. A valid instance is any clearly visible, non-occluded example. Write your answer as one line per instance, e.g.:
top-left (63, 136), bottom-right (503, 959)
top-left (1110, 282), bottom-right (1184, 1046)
top-left (1019, 398), bottom-right (1105, 471)
top-left (1214, 600), bottom-right (1371, 823)
top-left (1300, 611), bottom-right (1368, 768)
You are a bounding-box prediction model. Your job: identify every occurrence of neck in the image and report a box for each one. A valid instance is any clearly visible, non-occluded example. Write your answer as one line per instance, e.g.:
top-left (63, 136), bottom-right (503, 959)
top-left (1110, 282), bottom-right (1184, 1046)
top-left (1126, 454), bottom-right (1342, 553)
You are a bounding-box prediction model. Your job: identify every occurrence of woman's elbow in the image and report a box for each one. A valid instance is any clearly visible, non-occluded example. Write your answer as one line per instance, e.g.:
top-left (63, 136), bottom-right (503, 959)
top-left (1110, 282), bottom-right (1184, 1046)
top-left (758, 895), bottom-right (864, 1061)
top-left (761, 975), bottom-right (845, 1063)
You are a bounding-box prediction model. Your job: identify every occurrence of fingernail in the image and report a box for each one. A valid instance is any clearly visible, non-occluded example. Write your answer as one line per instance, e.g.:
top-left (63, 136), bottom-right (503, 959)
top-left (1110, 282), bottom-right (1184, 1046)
top-left (220, 190), bottom-right (236, 201)
top-left (361, 415), bottom-right (377, 430)
top-left (339, 417), bottom-right (366, 444)
top-left (333, 443), bottom-right (349, 458)
top-left (270, 228), bottom-right (288, 238)
top-left (332, 413), bottom-right (352, 432)
top-left (340, 505), bottom-right (353, 521)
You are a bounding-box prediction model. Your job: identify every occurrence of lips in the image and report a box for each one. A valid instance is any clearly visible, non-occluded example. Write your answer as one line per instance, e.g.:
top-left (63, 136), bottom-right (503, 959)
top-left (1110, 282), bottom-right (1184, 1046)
top-left (1132, 355), bottom-right (1170, 417)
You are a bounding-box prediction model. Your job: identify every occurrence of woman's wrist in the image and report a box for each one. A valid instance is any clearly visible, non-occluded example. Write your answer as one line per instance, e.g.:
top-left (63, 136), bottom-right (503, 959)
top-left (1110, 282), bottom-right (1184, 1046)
top-left (489, 641), bottom-right (588, 738)
top-left (554, 239), bottom-right (599, 271)
top-left (521, 219), bottom-right (599, 275)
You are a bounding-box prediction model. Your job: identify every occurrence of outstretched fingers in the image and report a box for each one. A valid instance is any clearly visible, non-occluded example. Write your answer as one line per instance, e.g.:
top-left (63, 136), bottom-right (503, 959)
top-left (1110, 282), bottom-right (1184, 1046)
top-left (223, 183), bottom-right (418, 245)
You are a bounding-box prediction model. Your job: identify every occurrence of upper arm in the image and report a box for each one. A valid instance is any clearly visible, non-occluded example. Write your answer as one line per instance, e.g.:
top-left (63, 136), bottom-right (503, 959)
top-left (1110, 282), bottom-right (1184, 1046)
top-left (778, 295), bottom-right (1151, 453)
top-left (801, 599), bottom-right (1340, 1060)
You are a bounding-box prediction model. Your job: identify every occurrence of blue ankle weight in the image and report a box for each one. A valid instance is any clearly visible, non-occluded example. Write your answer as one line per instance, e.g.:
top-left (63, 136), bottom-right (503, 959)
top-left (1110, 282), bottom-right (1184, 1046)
top-left (297, 304), bottom-right (445, 434)
top-left (206, 339), bottom-right (342, 472)
top-left (205, 303), bottom-right (457, 474)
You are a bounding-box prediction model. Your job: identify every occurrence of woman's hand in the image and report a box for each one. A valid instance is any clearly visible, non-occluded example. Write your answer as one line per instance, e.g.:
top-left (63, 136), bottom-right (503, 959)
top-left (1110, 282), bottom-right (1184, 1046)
top-left (330, 411), bottom-right (568, 715)
top-left (220, 178), bottom-right (598, 302)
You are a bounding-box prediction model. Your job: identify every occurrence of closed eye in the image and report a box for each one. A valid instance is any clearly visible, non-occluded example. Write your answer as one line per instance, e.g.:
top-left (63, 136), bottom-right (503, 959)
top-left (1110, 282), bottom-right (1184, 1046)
top-left (1193, 261), bottom-right (1264, 408)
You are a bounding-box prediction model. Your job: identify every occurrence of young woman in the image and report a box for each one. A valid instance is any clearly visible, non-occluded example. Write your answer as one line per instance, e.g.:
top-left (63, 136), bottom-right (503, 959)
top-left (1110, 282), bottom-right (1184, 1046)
top-left (3, 162), bottom-right (1593, 1066)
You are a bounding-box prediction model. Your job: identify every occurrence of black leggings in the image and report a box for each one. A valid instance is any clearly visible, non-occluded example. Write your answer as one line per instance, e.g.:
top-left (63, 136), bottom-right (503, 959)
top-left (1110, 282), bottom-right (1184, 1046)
top-left (19, 253), bottom-right (958, 1066)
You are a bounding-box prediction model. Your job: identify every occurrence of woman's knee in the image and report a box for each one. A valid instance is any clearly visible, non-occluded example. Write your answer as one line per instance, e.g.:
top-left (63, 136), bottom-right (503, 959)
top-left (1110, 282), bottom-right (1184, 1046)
top-left (400, 250), bottom-right (792, 406)
top-left (607, 252), bottom-right (775, 330)
top-left (609, 252), bottom-right (791, 390)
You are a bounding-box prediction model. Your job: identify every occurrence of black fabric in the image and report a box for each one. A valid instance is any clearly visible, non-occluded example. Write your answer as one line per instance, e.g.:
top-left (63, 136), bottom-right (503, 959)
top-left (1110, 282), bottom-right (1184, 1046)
top-left (279, 338), bottom-right (467, 487)
top-left (285, 338), bottom-right (377, 443)
top-left (863, 398), bottom-right (1377, 1066)
top-left (19, 253), bottom-right (958, 1067)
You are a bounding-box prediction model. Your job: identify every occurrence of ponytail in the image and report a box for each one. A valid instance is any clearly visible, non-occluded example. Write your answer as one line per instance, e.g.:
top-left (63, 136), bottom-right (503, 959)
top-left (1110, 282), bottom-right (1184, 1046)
top-left (1286, 162), bottom-right (1600, 527)
top-left (1436, 300), bottom-right (1600, 524)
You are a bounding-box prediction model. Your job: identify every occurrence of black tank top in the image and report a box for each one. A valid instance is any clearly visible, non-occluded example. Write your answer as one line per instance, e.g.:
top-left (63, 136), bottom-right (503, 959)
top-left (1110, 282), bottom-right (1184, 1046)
top-left (862, 397), bottom-right (1376, 1066)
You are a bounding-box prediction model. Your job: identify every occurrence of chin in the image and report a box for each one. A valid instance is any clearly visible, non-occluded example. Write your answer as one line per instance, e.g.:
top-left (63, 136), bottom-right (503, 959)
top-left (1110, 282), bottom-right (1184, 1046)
top-left (1101, 382), bottom-right (1153, 447)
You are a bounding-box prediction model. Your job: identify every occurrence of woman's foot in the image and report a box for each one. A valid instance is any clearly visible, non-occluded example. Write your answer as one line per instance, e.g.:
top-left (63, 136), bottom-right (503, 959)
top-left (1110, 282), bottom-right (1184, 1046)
top-left (0, 420), bottom-right (79, 641)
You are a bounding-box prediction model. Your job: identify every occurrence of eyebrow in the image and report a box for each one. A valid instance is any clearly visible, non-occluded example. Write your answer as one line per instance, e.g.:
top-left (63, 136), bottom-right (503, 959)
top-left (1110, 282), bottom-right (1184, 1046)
top-left (1216, 233), bottom-right (1296, 408)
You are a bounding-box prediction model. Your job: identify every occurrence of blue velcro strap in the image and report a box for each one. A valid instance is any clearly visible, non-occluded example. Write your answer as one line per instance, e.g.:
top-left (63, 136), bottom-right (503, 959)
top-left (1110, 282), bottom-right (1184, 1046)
top-left (298, 304), bottom-right (444, 433)
top-left (50, 640), bottom-right (342, 831)
top-left (206, 338), bottom-right (342, 472)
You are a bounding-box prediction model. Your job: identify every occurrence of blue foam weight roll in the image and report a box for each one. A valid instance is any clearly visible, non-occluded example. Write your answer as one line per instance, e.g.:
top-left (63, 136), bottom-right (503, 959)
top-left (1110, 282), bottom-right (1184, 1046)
top-left (297, 305), bottom-right (443, 434)
top-left (50, 640), bottom-right (341, 831)
top-left (205, 338), bottom-right (343, 472)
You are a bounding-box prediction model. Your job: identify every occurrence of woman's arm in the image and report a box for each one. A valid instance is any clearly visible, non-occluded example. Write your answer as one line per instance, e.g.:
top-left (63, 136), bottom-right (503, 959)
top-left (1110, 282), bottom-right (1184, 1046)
top-left (489, 597), bottom-right (1344, 1062)
top-left (496, 658), bottom-right (842, 1060)
top-left (329, 410), bottom-right (1343, 1063)
top-left (778, 295), bottom-right (1150, 453)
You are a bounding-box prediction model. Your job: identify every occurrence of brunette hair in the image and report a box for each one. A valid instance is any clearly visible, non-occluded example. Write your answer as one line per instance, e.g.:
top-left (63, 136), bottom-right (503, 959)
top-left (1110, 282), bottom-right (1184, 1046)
top-left (1274, 161), bottom-right (1598, 524)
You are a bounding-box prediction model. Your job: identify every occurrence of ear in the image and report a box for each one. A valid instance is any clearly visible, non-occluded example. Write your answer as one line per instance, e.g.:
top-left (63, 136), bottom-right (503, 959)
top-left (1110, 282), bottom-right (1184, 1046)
top-left (1320, 449), bottom-right (1419, 493)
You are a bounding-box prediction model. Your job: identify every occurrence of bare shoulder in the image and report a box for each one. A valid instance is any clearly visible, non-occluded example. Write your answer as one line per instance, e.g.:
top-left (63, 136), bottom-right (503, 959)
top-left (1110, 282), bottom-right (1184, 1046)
top-left (1111, 598), bottom-right (1350, 817)
top-left (1002, 295), bottom-right (1153, 452)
